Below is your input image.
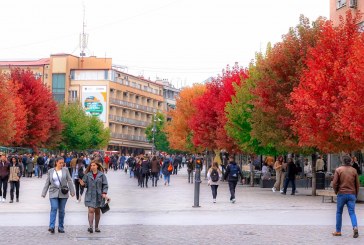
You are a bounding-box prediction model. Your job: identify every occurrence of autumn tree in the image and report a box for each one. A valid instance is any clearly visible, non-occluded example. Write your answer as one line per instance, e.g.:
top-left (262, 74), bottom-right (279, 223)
top-left (164, 84), bottom-right (205, 152)
top-left (225, 59), bottom-right (277, 155)
top-left (9, 69), bottom-right (62, 150)
top-left (189, 64), bottom-right (248, 152)
top-left (0, 74), bottom-right (15, 145)
top-left (251, 16), bottom-right (325, 153)
top-left (289, 12), bottom-right (364, 153)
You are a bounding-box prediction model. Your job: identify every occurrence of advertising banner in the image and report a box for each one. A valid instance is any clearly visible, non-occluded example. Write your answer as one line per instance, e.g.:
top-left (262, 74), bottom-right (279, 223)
top-left (81, 86), bottom-right (107, 122)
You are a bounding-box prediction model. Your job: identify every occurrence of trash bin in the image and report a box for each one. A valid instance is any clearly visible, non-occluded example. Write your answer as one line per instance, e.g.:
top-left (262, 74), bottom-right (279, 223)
top-left (316, 172), bottom-right (325, 189)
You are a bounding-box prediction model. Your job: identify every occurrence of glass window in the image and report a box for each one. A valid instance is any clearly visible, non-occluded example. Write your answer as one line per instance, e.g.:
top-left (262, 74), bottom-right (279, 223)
top-left (337, 0), bottom-right (346, 9)
top-left (52, 73), bottom-right (66, 103)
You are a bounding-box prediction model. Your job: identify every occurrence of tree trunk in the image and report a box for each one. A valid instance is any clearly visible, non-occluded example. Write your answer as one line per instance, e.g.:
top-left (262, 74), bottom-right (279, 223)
top-left (311, 153), bottom-right (317, 196)
top-left (250, 156), bottom-right (254, 187)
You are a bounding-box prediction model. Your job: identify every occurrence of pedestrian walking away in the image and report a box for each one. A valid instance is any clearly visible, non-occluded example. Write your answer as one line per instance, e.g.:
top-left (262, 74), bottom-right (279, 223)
top-left (41, 157), bottom-right (75, 234)
top-left (224, 156), bottom-right (243, 203)
top-left (162, 157), bottom-right (172, 186)
top-left (73, 158), bottom-right (85, 203)
top-left (281, 158), bottom-right (297, 195)
top-left (150, 156), bottom-right (160, 187)
top-left (207, 162), bottom-right (222, 203)
top-left (332, 155), bottom-right (360, 238)
top-left (0, 152), bottom-right (10, 203)
top-left (9, 156), bottom-right (22, 203)
top-left (79, 161), bottom-right (109, 234)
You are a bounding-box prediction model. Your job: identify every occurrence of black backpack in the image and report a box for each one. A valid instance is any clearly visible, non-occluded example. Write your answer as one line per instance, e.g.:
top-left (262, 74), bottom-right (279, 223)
top-left (210, 169), bottom-right (219, 182)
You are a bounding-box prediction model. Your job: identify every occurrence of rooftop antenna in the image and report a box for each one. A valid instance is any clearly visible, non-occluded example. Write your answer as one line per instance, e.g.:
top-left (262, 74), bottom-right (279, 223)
top-left (79, 3), bottom-right (88, 67)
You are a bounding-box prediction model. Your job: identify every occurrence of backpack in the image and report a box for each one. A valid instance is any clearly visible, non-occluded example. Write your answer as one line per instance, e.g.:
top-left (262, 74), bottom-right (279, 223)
top-left (167, 163), bottom-right (173, 172)
top-left (229, 164), bottom-right (239, 179)
top-left (210, 169), bottom-right (219, 182)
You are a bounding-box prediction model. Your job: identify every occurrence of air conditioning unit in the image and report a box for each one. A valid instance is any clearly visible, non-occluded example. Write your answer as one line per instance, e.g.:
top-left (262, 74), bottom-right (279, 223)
top-left (350, 0), bottom-right (357, 8)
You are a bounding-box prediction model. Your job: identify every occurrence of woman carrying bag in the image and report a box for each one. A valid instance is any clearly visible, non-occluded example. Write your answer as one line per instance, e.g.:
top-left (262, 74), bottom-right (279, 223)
top-left (207, 162), bottom-right (222, 203)
top-left (79, 160), bottom-right (109, 233)
top-left (41, 157), bottom-right (75, 234)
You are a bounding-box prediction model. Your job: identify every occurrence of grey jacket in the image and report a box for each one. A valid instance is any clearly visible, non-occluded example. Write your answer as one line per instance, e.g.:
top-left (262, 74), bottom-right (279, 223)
top-left (42, 167), bottom-right (75, 198)
top-left (82, 171), bottom-right (108, 208)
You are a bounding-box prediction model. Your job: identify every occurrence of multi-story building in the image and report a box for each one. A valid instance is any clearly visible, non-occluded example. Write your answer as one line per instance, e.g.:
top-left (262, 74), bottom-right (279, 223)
top-left (157, 79), bottom-right (180, 120)
top-left (330, 0), bottom-right (363, 27)
top-left (0, 54), bottom-right (164, 154)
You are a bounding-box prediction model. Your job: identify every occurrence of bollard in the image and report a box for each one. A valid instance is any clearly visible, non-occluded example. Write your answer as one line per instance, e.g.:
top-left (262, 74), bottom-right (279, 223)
top-left (193, 157), bottom-right (203, 208)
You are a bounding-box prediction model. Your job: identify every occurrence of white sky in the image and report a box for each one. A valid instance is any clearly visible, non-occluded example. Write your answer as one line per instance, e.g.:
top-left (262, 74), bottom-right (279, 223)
top-left (0, 0), bottom-right (329, 87)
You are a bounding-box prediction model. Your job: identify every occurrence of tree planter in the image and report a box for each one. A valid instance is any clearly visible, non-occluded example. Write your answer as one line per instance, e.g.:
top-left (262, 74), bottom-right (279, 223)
top-left (358, 187), bottom-right (364, 202)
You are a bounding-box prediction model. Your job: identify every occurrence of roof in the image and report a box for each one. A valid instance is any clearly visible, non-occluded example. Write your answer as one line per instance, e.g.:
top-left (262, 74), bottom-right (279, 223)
top-left (0, 58), bottom-right (50, 66)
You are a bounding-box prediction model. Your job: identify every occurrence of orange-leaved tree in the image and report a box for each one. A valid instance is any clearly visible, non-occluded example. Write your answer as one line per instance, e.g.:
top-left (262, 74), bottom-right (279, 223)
top-left (165, 84), bottom-right (205, 152)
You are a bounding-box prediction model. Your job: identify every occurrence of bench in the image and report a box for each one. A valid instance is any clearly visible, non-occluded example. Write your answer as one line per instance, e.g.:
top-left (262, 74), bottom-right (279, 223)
top-left (316, 190), bottom-right (337, 203)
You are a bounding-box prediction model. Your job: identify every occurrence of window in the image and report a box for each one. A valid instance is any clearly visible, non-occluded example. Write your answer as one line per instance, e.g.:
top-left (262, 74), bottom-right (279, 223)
top-left (52, 73), bottom-right (66, 103)
top-left (337, 0), bottom-right (346, 9)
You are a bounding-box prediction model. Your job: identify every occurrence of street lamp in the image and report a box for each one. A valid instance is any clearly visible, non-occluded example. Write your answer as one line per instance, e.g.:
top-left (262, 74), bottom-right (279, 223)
top-left (151, 114), bottom-right (161, 155)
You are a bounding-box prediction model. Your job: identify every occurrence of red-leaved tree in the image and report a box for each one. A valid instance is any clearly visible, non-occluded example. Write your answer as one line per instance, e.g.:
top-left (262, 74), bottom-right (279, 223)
top-left (9, 69), bottom-right (62, 150)
top-left (288, 12), bottom-right (364, 153)
top-left (189, 64), bottom-right (248, 151)
top-left (0, 74), bottom-right (16, 145)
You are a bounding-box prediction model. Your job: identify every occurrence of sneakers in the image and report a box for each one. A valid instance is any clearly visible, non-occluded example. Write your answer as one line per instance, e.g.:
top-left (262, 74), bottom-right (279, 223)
top-left (354, 227), bottom-right (359, 238)
top-left (231, 199), bottom-right (236, 203)
top-left (16, 198), bottom-right (19, 202)
top-left (272, 187), bottom-right (276, 193)
top-left (213, 199), bottom-right (216, 203)
top-left (9, 200), bottom-right (13, 203)
top-left (2, 198), bottom-right (6, 203)
top-left (281, 192), bottom-right (286, 195)
top-left (280, 190), bottom-right (284, 193)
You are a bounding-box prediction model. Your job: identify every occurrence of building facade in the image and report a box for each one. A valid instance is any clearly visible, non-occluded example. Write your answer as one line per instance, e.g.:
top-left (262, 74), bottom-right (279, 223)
top-left (330, 0), bottom-right (363, 26)
top-left (0, 54), bottom-right (164, 154)
top-left (157, 79), bottom-right (180, 120)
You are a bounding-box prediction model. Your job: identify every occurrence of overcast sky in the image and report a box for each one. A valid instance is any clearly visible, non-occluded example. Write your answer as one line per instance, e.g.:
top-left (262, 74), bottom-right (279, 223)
top-left (0, 0), bottom-right (329, 87)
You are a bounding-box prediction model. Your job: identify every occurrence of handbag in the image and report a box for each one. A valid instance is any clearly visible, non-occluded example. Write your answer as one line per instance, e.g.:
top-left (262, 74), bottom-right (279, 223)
top-left (55, 170), bottom-right (69, 195)
top-left (100, 198), bottom-right (110, 214)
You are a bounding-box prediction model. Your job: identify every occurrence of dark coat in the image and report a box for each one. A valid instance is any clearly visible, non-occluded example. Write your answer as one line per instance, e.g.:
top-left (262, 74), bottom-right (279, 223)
top-left (82, 171), bottom-right (108, 208)
top-left (141, 160), bottom-right (151, 174)
top-left (162, 160), bottom-right (171, 176)
top-left (151, 159), bottom-right (160, 173)
top-left (287, 162), bottom-right (297, 180)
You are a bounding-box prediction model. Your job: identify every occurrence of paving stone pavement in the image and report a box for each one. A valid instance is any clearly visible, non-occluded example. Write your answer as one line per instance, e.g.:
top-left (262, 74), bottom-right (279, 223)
top-left (0, 225), bottom-right (363, 245)
top-left (0, 167), bottom-right (363, 244)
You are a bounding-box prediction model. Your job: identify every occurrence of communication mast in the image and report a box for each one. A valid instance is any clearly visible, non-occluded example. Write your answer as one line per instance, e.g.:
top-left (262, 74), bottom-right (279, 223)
top-left (79, 4), bottom-right (88, 67)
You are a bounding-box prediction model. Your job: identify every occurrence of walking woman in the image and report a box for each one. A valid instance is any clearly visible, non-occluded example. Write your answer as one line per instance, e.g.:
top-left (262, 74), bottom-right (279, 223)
top-left (41, 157), bottom-right (75, 234)
top-left (150, 156), bottom-right (160, 187)
top-left (73, 158), bottom-right (85, 203)
top-left (162, 157), bottom-right (172, 186)
top-left (79, 161), bottom-right (108, 233)
top-left (9, 157), bottom-right (22, 203)
top-left (272, 156), bottom-right (286, 193)
top-left (207, 162), bottom-right (222, 203)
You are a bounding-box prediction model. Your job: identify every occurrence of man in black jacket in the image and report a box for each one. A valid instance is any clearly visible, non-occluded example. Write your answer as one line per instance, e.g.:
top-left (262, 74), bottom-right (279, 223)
top-left (224, 156), bottom-right (243, 203)
top-left (281, 158), bottom-right (297, 195)
top-left (36, 153), bottom-right (45, 178)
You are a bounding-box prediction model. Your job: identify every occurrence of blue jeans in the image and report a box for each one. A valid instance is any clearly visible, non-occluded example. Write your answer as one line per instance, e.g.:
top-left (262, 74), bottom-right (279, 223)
top-left (49, 198), bottom-right (68, 230)
top-left (130, 169), bottom-right (134, 178)
top-left (164, 174), bottom-right (170, 184)
top-left (283, 178), bottom-right (296, 194)
top-left (336, 194), bottom-right (358, 232)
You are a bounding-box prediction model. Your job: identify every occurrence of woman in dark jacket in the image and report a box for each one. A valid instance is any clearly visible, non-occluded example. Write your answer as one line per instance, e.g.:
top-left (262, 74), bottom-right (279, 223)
top-left (162, 158), bottom-right (172, 186)
top-left (141, 158), bottom-right (151, 188)
top-left (150, 156), bottom-right (160, 187)
top-left (79, 161), bottom-right (108, 233)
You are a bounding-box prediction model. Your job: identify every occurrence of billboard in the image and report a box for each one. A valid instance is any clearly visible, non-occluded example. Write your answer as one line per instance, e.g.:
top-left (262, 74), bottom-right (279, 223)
top-left (81, 86), bottom-right (107, 122)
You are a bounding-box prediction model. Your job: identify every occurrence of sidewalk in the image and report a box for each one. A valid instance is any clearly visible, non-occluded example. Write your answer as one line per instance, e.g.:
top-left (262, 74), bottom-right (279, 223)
top-left (0, 168), bottom-right (363, 244)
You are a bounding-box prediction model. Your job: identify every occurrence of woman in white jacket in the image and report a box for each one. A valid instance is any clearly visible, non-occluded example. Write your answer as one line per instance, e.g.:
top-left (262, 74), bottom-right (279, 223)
top-left (207, 162), bottom-right (222, 203)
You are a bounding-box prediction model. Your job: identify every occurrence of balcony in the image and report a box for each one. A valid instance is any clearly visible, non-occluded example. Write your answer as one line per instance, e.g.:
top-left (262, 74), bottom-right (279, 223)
top-left (111, 132), bottom-right (148, 142)
top-left (110, 97), bottom-right (158, 114)
top-left (113, 77), bottom-right (161, 96)
top-left (109, 114), bottom-right (149, 127)
top-left (68, 97), bottom-right (79, 103)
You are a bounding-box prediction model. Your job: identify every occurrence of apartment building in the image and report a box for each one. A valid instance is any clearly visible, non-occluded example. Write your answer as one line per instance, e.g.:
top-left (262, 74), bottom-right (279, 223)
top-left (330, 0), bottom-right (363, 26)
top-left (0, 54), bottom-right (164, 154)
top-left (157, 79), bottom-right (180, 120)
